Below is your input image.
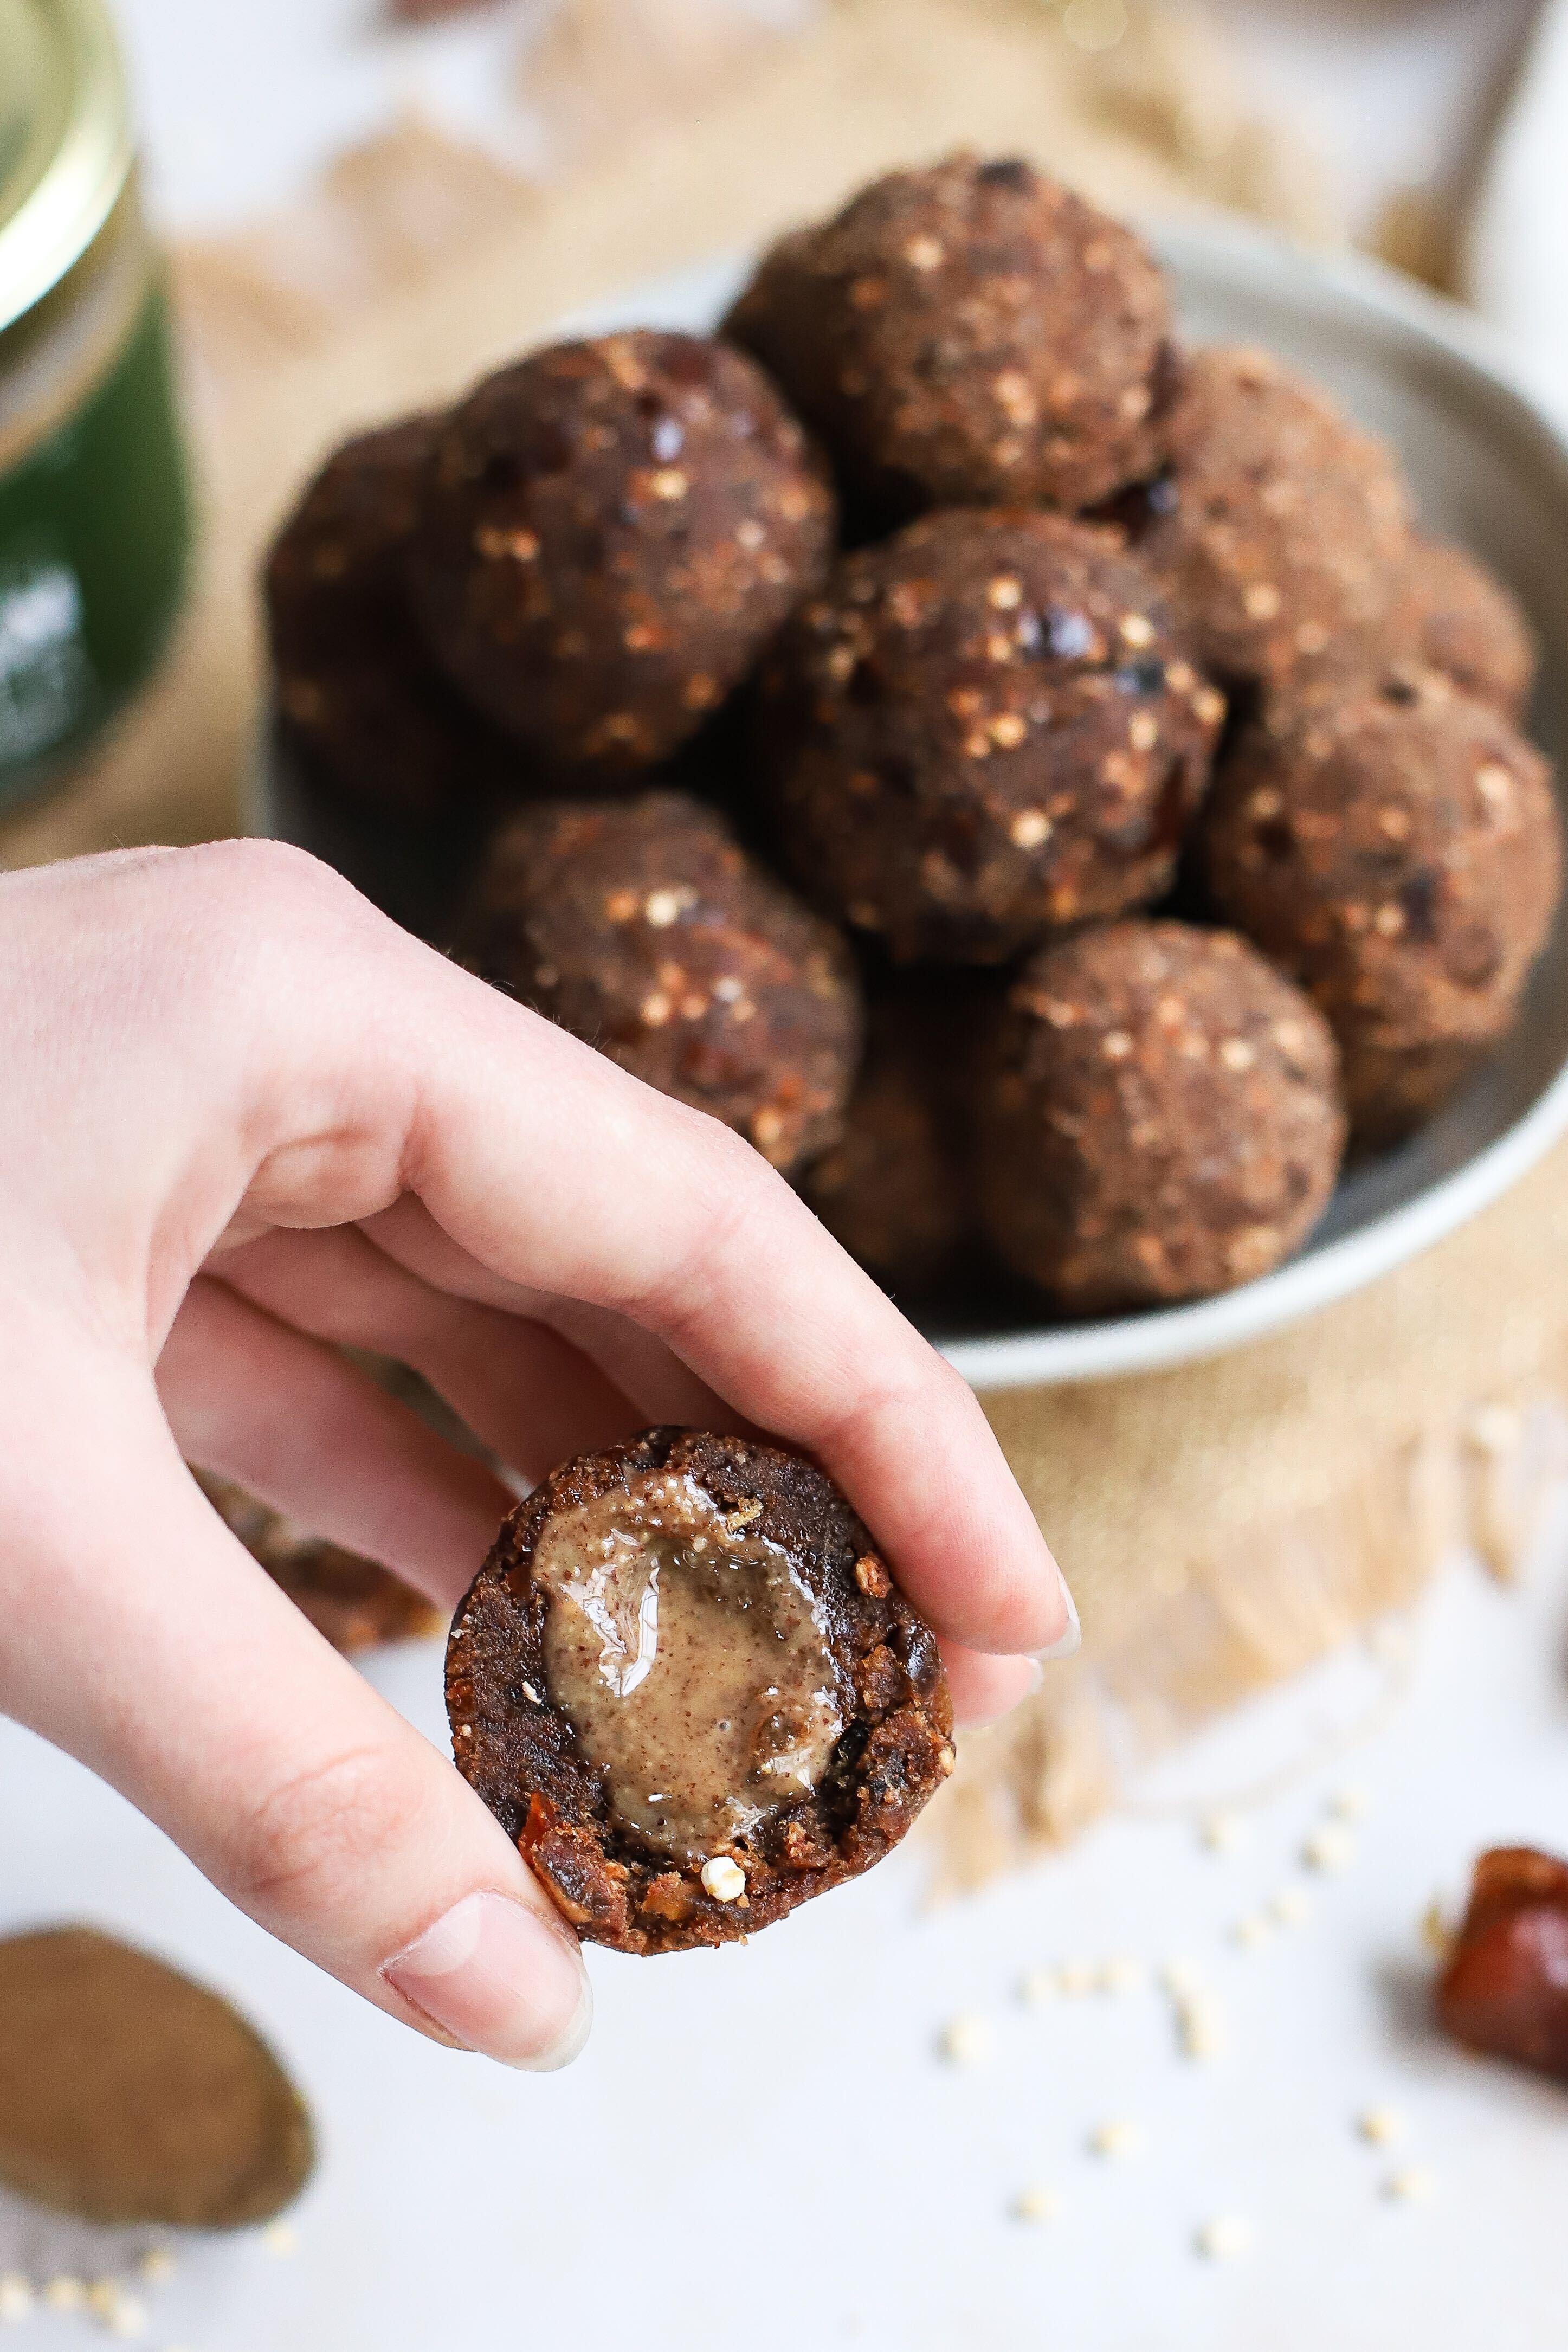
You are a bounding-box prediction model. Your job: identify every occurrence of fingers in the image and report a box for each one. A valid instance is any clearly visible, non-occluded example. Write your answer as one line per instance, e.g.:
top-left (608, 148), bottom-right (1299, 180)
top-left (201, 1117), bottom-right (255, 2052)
top-left (14, 842), bottom-right (1067, 1662)
top-left (212, 1225), bottom-right (643, 1481)
top-left (358, 1197), bottom-right (732, 1430)
top-left (376, 964), bottom-right (1069, 1657)
top-left (0, 1338), bottom-right (590, 2069)
top-left (156, 1278), bottom-right (511, 1608)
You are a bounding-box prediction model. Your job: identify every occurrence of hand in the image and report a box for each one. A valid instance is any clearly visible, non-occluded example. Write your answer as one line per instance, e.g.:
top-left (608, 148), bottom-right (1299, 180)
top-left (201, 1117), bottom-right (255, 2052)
top-left (0, 841), bottom-right (1073, 2070)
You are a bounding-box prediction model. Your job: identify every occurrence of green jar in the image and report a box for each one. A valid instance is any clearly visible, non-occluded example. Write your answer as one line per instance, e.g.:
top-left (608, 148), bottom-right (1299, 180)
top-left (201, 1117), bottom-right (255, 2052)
top-left (0, 0), bottom-right (189, 815)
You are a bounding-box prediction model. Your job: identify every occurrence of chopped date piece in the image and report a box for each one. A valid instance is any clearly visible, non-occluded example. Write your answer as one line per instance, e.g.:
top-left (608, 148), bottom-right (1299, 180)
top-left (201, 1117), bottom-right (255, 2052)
top-left (1436, 1847), bottom-right (1568, 2084)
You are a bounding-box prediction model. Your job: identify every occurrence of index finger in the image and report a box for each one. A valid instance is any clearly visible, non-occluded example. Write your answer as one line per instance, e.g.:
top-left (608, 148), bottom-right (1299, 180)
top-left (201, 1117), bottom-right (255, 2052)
top-left (377, 939), bottom-right (1070, 1658)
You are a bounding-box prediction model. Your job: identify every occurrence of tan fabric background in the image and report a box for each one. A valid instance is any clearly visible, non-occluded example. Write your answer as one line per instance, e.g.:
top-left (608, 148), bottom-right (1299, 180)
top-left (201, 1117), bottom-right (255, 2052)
top-left (3, 0), bottom-right (1559, 1887)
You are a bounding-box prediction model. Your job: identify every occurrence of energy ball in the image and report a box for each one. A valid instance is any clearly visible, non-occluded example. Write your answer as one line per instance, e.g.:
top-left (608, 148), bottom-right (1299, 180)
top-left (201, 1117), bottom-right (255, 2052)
top-left (975, 921), bottom-right (1344, 1311)
top-left (757, 508), bottom-right (1225, 964)
top-left (1386, 537), bottom-right (1538, 718)
top-left (198, 1473), bottom-right (442, 1654)
top-left (800, 980), bottom-right (979, 1294)
top-left (446, 1427), bottom-right (954, 1954)
top-left (725, 152), bottom-right (1179, 519)
top-left (1204, 671), bottom-right (1562, 1146)
top-left (1138, 345), bottom-right (1412, 690)
top-left (410, 331), bottom-right (835, 771)
top-left (461, 790), bottom-right (862, 1171)
top-left (264, 415), bottom-right (528, 819)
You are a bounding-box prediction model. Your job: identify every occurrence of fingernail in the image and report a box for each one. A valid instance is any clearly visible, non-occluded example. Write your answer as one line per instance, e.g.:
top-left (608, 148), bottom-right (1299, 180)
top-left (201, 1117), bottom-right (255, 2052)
top-left (1034, 1570), bottom-right (1081, 1664)
top-left (383, 1891), bottom-right (592, 2071)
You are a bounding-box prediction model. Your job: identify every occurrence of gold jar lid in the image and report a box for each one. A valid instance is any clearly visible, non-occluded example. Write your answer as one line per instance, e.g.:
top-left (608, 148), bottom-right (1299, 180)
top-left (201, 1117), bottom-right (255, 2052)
top-left (0, 0), bottom-right (131, 339)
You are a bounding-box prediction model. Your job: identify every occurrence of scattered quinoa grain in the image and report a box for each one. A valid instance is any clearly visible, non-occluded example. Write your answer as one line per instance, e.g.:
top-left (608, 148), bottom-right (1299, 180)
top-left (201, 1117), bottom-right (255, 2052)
top-left (1196, 2215), bottom-right (1252, 2261)
top-left (940, 2012), bottom-right (994, 2066)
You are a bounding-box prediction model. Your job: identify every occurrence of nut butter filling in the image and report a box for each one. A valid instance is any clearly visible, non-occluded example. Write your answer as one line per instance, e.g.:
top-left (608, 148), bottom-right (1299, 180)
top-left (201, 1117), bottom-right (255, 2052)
top-left (532, 1471), bottom-right (846, 1862)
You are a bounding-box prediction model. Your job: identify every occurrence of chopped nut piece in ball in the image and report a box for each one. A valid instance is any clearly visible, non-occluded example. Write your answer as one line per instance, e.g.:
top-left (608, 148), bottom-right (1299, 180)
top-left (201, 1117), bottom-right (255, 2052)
top-left (1204, 671), bottom-right (1562, 1147)
top-left (758, 510), bottom-right (1223, 963)
top-left (726, 152), bottom-right (1180, 519)
top-left (411, 332), bottom-right (834, 770)
top-left (460, 791), bottom-right (862, 1171)
top-left (446, 1429), bottom-right (954, 1954)
top-left (1136, 345), bottom-right (1412, 691)
top-left (975, 921), bottom-right (1345, 1312)
top-left (264, 416), bottom-right (531, 822)
top-left (1435, 1846), bottom-right (1568, 2083)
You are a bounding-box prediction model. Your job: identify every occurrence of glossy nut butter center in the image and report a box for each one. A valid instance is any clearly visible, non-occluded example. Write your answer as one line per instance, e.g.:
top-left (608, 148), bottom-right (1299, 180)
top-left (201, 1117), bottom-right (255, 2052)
top-left (533, 1471), bottom-right (844, 1861)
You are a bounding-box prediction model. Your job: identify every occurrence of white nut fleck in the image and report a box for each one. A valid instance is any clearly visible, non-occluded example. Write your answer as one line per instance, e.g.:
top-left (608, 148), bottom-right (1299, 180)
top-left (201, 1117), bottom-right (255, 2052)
top-left (1358, 2106), bottom-right (1405, 2146)
top-left (1099, 1956), bottom-right (1146, 1997)
top-left (42, 2277), bottom-right (85, 2312)
top-left (1201, 1810), bottom-right (1246, 1854)
top-left (1330, 1783), bottom-right (1371, 1821)
top-left (1089, 2119), bottom-right (1148, 2161)
top-left (643, 886), bottom-right (693, 928)
top-left (1271, 1887), bottom-right (1312, 1928)
top-left (1386, 2166), bottom-right (1439, 2203)
top-left (1019, 1967), bottom-right (1059, 2006)
top-left (701, 1856), bottom-right (746, 1903)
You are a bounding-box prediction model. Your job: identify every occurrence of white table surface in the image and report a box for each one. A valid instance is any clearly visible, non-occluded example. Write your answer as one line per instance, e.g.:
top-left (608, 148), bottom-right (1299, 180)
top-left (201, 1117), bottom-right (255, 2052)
top-left (3, 1531), bottom-right (1566, 2349)
top-left (3, 8), bottom-right (1561, 2347)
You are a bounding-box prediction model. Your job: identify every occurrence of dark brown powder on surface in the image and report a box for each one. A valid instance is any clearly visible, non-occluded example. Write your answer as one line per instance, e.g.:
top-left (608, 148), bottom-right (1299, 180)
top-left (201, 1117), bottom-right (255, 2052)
top-left (0, 1928), bottom-right (314, 2228)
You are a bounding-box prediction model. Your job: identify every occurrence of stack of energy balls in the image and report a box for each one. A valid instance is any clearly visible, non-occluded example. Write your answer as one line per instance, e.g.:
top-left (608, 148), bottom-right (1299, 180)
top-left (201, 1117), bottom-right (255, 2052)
top-left (264, 153), bottom-right (1562, 1324)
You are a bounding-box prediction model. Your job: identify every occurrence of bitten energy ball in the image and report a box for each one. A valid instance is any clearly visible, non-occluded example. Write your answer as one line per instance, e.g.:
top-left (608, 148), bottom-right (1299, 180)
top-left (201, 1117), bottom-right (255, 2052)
top-left (1386, 537), bottom-right (1538, 718)
top-left (1204, 672), bottom-right (1562, 1145)
top-left (758, 508), bottom-right (1224, 963)
top-left (410, 331), bottom-right (834, 770)
top-left (264, 416), bottom-right (526, 819)
top-left (447, 1428), bottom-right (954, 1954)
top-left (726, 153), bottom-right (1178, 519)
top-left (801, 980), bottom-right (979, 1293)
top-left (1138, 346), bottom-right (1412, 690)
top-left (461, 791), bottom-right (862, 1170)
top-left (976, 921), bottom-right (1344, 1311)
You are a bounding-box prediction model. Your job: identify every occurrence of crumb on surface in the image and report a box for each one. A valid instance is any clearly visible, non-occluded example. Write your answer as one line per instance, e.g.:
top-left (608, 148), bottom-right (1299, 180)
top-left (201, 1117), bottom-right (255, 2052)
top-left (940, 2013), bottom-right (995, 2067)
top-left (1014, 2185), bottom-right (1062, 2224)
top-left (1195, 2215), bottom-right (1253, 2261)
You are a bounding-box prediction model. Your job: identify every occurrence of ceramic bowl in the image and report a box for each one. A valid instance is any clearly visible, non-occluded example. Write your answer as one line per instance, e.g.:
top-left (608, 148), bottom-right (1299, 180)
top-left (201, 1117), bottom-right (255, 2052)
top-left (267, 215), bottom-right (1568, 1390)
